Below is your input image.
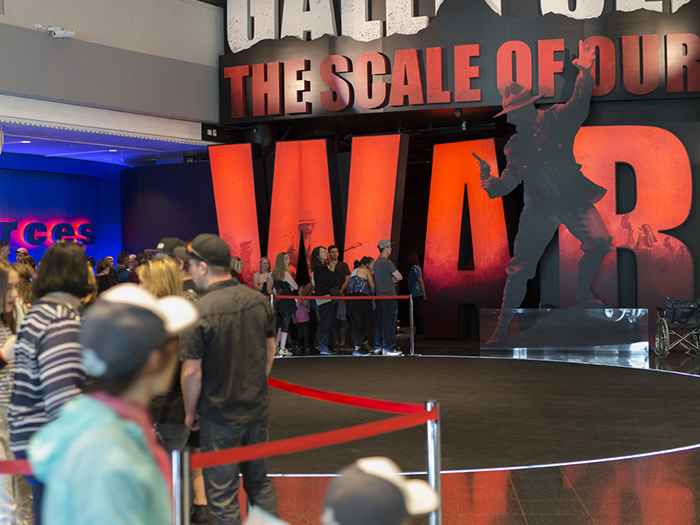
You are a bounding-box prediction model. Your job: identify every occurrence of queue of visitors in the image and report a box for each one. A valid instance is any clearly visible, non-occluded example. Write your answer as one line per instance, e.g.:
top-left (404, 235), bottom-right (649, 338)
top-left (0, 236), bottom-right (430, 525)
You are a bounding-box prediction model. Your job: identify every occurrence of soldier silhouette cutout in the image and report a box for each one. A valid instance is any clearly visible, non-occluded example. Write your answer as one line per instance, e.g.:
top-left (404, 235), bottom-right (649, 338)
top-left (476, 41), bottom-right (613, 344)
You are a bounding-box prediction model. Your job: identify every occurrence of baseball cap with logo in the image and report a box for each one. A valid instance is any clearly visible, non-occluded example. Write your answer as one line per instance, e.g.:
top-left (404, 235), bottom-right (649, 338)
top-left (173, 233), bottom-right (231, 268)
top-left (144, 237), bottom-right (186, 258)
top-left (14, 248), bottom-right (28, 256)
top-left (322, 457), bottom-right (439, 525)
top-left (80, 283), bottom-right (198, 378)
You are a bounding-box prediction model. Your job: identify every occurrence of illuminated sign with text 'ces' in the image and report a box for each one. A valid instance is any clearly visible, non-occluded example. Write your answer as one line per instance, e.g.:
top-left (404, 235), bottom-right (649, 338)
top-left (0, 220), bottom-right (97, 247)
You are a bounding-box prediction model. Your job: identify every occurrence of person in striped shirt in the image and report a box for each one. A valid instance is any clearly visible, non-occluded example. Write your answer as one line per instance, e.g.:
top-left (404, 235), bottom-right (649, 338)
top-left (0, 259), bottom-right (31, 524)
top-left (8, 242), bottom-right (94, 525)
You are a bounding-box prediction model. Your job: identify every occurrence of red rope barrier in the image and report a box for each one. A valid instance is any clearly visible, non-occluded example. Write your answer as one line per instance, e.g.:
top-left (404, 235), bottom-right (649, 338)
top-left (268, 378), bottom-right (423, 414)
top-left (0, 459), bottom-right (31, 475)
top-left (191, 408), bottom-right (437, 470)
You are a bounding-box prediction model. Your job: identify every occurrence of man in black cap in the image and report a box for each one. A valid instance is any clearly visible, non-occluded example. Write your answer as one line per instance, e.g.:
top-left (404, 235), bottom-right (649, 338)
top-left (176, 234), bottom-right (278, 525)
top-left (475, 41), bottom-right (612, 344)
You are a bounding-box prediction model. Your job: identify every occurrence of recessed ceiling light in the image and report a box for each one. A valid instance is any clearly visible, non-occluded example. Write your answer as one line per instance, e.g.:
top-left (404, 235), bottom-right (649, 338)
top-left (20, 140), bottom-right (31, 144)
top-left (108, 149), bottom-right (118, 152)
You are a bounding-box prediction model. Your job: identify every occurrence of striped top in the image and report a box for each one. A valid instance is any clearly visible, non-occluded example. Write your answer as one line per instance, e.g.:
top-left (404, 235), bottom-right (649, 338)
top-left (8, 299), bottom-right (85, 455)
top-left (0, 324), bottom-right (14, 417)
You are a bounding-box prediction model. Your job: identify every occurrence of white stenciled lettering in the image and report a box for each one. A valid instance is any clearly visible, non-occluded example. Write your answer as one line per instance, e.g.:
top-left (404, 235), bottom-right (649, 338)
top-left (616, 0), bottom-right (663, 12)
top-left (672, 0), bottom-right (692, 12)
top-left (484, 0), bottom-right (502, 15)
top-left (227, 0), bottom-right (279, 54)
top-left (386, 0), bottom-right (429, 37)
top-left (540, 0), bottom-right (604, 19)
top-left (341, 0), bottom-right (383, 42)
top-left (281, 0), bottom-right (338, 41)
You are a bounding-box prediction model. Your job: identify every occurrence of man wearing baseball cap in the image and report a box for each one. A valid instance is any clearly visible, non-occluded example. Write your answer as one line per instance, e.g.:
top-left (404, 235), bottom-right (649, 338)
top-left (322, 457), bottom-right (439, 525)
top-left (176, 234), bottom-right (278, 525)
top-left (27, 284), bottom-right (199, 525)
top-left (13, 247), bottom-right (28, 264)
top-left (372, 239), bottom-right (403, 356)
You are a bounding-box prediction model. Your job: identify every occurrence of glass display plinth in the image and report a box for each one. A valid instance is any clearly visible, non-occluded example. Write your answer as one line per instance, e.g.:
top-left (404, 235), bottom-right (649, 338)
top-left (480, 308), bottom-right (649, 367)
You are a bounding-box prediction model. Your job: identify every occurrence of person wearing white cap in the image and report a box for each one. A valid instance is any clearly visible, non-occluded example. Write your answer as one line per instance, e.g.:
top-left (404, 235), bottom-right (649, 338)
top-left (27, 284), bottom-right (199, 525)
top-left (322, 457), bottom-right (439, 525)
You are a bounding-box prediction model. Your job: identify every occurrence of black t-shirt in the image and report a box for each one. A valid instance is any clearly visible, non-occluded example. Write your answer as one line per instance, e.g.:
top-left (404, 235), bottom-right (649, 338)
top-left (333, 261), bottom-right (351, 288)
top-left (181, 279), bottom-right (275, 426)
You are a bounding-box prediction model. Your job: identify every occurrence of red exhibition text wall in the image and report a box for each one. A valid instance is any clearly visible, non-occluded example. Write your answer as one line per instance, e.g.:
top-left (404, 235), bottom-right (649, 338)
top-left (209, 126), bottom-right (694, 339)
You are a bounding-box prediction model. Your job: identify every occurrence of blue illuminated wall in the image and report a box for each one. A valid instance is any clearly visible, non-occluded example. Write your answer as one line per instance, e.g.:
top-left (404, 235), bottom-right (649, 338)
top-left (0, 154), bottom-right (122, 262)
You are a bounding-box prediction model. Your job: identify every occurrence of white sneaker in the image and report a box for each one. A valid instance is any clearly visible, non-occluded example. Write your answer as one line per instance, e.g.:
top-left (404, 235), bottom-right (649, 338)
top-left (382, 349), bottom-right (403, 356)
top-left (279, 348), bottom-right (293, 357)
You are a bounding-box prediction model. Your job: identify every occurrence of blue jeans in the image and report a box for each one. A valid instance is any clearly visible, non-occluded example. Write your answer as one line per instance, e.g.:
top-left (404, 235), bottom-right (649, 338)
top-left (199, 418), bottom-right (278, 525)
top-left (374, 298), bottom-right (398, 351)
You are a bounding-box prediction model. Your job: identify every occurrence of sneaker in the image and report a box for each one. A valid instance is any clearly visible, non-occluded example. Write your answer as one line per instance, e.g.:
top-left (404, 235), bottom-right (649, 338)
top-left (372, 348), bottom-right (383, 355)
top-left (352, 347), bottom-right (370, 356)
top-left (382, 349), bottom-right (403, 356)
top-left (319, 348), bottom-right (337, 355)
top-left (279, 348), bottom-right (293, 357)
top-left (191, 504), bottom-right (210, 524)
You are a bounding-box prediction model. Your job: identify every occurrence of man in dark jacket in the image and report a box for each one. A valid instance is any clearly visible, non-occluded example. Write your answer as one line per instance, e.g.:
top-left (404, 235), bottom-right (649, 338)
top-left (476, 41), bottom-right (612, 343)
top-left (178, 234), bottom-right (277, 525)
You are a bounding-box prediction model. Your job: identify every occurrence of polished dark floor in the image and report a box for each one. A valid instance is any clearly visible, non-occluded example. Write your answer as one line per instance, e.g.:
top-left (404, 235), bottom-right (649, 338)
top-left (243, 340), bottom-right (700, 524)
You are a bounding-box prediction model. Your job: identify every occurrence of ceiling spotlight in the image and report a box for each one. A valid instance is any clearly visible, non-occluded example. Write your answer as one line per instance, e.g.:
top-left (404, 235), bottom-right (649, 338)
top-left (20, 140), bottom-right (31, 144)
top-left (108, 149), bottom-right (118, 152)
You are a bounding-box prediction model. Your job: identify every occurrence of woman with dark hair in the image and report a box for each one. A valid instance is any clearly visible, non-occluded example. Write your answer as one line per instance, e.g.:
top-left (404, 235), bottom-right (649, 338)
top-left (406, 250), bottom-right (426, 340)
top-left (341, 256), bottom-right (375, 356)
top-left (0, 260), bottom-right (31, 524)
top-left (8, 241), bottom-right (92, 523)
top-left (13, 264), bottom-right (35, 311)
top-left (310, 246), bottom-right (335, 355)
top-left (94, 258), bottom-right (117, 295)
top-left (267, 253), bottom-right (298, 357)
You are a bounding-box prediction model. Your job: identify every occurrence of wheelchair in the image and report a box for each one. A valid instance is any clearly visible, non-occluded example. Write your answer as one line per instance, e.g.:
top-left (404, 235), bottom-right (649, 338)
top-left (654, 298), bottom-right (700, 358)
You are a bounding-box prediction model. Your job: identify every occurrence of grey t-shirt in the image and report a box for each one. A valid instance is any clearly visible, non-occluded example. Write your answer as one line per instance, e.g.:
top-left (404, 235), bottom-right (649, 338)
top-left (374, 256), bottom-right (398, 296)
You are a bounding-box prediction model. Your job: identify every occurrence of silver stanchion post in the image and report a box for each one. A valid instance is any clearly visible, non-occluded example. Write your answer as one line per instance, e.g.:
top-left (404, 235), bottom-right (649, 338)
top-left (425, 401), bottom-right (442, 525)
top-left (270, 292), bottom-right (275, 309)
top-left (172, 449), bottom-right (191, 525)
top-left (409, 295), bottom-right (415, 355)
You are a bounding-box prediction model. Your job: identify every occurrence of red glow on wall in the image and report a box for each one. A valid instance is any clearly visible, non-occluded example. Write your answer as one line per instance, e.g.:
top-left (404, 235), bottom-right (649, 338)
top-left (423, 140), bottom-right (511, 339)
top-left (267, 140), bottom-right (336, 272)
top-left (209, 144), bottom-right (261, 286)
top-left (559, 126), bottom-right (693, 309)
top-left (344, 135), bottom-right (408, 264)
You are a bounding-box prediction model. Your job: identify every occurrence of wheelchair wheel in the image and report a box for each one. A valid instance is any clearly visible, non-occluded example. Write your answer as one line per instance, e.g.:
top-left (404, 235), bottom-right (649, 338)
top-left (654, 317), bottom-right (669, 358)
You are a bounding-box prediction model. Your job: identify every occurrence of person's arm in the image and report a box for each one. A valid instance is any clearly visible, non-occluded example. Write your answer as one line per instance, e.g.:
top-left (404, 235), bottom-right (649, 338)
top-left (340, 275), bottom-right (350, 295)
top-left (266, 337), bottom-right (275, 376)
top-left (417, 277), bottom-right (427, 300)
top-left (553, 40), bottom-right (594, 124)
top-left (181, 359), bottom-right (202, 431)
top-left (367, 271), bottom-right (376, 294)
top-left (392, 269), bottom-right (403, 282)
top-left (0, 334), bottom-right (17, 364)
top-left (477, 147), bottom-right (522, 199)
top-left (38, 318), bottom-right (85, 422)
top-left (266, 276), bottom-right (274, 294)
top-left (285, 272), bottom-right (298, 290)
top-left (253, 272), bottom-right (263, 292)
